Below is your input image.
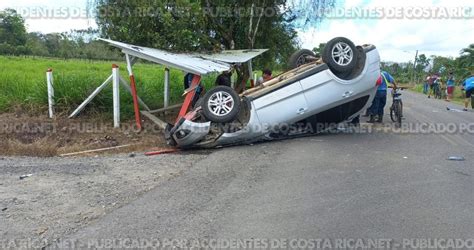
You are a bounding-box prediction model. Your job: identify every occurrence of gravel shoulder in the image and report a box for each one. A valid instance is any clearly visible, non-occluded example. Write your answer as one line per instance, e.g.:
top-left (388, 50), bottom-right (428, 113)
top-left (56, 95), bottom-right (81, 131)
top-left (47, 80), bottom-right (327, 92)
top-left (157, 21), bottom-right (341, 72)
top-left (0, 151), bottom-right (209, 248)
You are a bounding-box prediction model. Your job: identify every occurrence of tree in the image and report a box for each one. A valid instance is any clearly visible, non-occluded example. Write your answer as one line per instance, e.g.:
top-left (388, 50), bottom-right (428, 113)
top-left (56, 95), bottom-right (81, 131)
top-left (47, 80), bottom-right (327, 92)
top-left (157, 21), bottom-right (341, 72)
top-left (286, 0), bottom-right (336, 28)
top-left (430, 56), bottom-right (454, 75)
top-left (459, 44), bottom-right (474, 72)
top-left (415, 54), bottom-right (430, 72)
top-left (312, 43), bottom-right (326, 56)
top-left (25, 32), bottom-right (49, 57)
top-left (91, 0), bottom-right (211, 51)
top-left (200, 0), bottom-right (301, 89)
top-left (43, 33), bottom-right (62, 57)
top-left (88, 0), bottom-right (335, 58)
top-left (460, 44), bottom-right (474, 58)
top-left (0, 8), bottom-right (28, 54)
top-left (89, 0), bottom-right (336, 91)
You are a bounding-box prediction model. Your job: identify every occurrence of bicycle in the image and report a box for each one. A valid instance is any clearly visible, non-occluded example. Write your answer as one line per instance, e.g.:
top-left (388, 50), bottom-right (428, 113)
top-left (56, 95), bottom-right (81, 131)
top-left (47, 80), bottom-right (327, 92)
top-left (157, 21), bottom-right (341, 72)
top-left (433, 84), bottom-right (442, 99)
top-left (390, 88), bottom-right (403, 127)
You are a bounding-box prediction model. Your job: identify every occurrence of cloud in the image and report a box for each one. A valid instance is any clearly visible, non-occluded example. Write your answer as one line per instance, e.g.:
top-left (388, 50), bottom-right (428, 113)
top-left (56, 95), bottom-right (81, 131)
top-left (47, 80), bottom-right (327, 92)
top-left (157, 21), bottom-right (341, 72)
top-left (299, 0), bottom-right (474, 62)
top-left (0, 0), bottom-right (97, 33)
top-left (25, 18), bottom-right (97, 34)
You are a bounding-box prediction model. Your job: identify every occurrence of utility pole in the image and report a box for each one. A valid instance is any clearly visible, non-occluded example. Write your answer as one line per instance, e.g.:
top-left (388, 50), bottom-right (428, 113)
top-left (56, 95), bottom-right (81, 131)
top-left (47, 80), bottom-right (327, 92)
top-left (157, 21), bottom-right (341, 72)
top-left (413, 50), bottom-right (419, 85)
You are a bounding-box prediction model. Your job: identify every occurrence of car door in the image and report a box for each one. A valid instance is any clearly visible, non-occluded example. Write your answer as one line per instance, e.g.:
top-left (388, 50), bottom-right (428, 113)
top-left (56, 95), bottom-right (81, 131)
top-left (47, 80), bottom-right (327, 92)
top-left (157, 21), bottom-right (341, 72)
top-left (299, 71), bottom-right (357, 116)
top-left (252, 81), bottom-right (309, 127)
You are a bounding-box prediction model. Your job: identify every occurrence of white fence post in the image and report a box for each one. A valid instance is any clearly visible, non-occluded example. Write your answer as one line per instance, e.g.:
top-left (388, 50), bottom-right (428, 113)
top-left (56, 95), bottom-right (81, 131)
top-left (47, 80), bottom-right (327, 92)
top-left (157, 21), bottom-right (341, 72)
top-left (164, 68), bottom-right (170, 108)
top-left (248, 60), bottom-right (254, 88)
top-left (112, 64), bottom-right (120, 128)
top-left (46, 68), bottom-right (54, 118)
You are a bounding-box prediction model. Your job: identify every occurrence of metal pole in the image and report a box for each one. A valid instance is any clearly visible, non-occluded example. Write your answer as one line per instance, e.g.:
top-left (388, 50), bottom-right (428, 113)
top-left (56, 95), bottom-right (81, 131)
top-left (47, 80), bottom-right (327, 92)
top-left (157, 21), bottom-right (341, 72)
top-left (118, 76), bottom-right (151, 111)
top-left (164, 68), bottom-right (170, 108)
top-left (413, 50), bottom-right (418, 85)
top-left (69, 75), bottom-right (113, 118)
top-left (248, 60), bottom-right (254, 88)
top-left (126, 54), bottom-right (142, 130)
top-left (112, 64), bottom-right (120, 128)
top-left (46, 68), bottom-right (54, 118)
top-left (177, 75), bottom-right (201, 123)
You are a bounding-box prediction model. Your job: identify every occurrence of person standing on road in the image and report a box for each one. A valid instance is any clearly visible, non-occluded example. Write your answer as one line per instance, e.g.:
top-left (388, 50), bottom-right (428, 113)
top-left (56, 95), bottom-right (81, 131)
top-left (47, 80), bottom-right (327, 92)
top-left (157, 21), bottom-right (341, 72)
top-left (368, 71), bottom-right (396, 123)
top-left (428, 74), bottom-right (440, 99)
top-left (423, 75), bottom-right (430, 95)
top-left (461, 73), bottom-right (474, 111)
top-left (446, 72), bottom-right (455, 102)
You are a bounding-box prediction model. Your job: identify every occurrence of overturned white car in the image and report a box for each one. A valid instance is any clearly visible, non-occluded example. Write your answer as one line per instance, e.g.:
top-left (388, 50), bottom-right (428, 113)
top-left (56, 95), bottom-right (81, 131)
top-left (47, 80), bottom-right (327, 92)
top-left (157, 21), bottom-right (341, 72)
top-left (168, 37), bottom-right (381, 148)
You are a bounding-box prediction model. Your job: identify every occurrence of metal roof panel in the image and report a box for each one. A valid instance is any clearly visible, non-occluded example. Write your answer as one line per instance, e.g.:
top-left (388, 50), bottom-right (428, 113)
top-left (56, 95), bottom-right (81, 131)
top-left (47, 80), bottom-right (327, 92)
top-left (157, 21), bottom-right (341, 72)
top-left (198, 49), bottom-right (268, 63)
top-left (100, 38), bottom-right (231, 75)
top-left (100, 38), bottom-right (268, 75)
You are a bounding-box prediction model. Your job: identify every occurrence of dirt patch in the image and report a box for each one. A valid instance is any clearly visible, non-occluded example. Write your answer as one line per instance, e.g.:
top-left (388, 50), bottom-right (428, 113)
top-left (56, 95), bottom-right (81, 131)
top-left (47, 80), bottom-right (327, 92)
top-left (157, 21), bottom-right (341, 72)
top-left (0, 110), bottom-right (213, 248)
top-left (0, 152), bottom-right (210, 248)
top-left (0, 112), bottom-right (174, 157)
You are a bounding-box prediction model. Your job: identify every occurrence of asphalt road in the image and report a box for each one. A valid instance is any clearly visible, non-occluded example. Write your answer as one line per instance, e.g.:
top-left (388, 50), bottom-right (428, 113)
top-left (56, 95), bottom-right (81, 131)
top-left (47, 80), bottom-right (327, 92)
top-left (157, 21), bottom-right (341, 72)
top-left (59, 91), bottom-right (474, 248)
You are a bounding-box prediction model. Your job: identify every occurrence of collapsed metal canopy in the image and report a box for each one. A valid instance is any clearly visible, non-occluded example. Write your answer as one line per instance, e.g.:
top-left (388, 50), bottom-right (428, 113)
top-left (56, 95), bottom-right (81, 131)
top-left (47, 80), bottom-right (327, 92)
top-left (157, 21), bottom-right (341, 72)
top-left (99, 38), bottom-right (268, 75)
top-left (199, 49), bottom-right (269, 64)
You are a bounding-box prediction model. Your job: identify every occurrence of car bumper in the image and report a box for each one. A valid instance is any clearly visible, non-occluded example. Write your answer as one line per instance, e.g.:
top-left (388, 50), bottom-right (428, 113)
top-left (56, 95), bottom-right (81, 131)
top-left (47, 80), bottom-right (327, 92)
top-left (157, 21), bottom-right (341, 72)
top-left (172, 120), bottom-right (211, 147)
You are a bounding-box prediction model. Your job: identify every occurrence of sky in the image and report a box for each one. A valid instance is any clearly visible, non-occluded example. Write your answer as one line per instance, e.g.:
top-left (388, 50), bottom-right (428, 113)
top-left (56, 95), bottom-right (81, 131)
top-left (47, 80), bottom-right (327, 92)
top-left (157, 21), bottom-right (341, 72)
top-left (1, 0), bottom-right (473, 62)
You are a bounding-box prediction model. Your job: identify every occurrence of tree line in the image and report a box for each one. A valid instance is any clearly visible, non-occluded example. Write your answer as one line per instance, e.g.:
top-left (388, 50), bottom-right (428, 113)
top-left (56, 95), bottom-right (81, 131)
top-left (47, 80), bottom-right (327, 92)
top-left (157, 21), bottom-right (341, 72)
top-left (1, 0), bottom-right (336, 67)
top-left (6, 0), bottom-right (471, 83)
top-left (0, 9), bottom-right (122, 60)
top-left (382, 48), bottom-right (474, 85)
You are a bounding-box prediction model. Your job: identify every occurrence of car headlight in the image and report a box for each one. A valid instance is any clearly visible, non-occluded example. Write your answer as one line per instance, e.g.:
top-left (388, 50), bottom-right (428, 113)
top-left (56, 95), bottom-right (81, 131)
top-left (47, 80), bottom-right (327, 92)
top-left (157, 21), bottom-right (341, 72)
top-left (175, 129), bottom-right (191, 139)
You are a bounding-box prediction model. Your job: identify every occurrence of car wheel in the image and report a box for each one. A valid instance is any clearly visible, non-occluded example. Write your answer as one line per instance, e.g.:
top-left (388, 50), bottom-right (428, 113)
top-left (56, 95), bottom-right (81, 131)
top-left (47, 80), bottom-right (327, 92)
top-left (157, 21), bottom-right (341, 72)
top-left (202, 86), bottom-right (241, 123)
top-left (288, 49), bottom-right (317, 69)
top-left (194, 98), bottom-right (203, 109)
top-left (323, 37), bottom-right (358, 74)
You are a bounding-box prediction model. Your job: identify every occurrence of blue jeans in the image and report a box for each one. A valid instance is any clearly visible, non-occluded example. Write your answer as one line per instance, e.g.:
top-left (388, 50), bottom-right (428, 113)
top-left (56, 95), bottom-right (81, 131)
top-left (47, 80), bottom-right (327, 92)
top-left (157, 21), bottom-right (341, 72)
top-left (369, 90), bottom-right (387, 116)
top-left (423, 83), bottom-right (429, 94)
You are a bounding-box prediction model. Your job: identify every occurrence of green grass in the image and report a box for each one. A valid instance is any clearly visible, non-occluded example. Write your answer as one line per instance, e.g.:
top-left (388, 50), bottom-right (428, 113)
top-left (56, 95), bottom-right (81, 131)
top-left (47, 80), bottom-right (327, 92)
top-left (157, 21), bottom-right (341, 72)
top-left (410, 83), bottom-right (466, 105)
top-left (0, 56), bottom-right (221, 118)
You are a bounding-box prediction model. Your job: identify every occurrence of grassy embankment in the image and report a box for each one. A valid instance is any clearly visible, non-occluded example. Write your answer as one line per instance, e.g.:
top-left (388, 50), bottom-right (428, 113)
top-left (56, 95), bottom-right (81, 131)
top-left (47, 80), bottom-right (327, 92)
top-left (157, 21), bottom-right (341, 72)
top-left (0, 56), bottom-right (223, 118)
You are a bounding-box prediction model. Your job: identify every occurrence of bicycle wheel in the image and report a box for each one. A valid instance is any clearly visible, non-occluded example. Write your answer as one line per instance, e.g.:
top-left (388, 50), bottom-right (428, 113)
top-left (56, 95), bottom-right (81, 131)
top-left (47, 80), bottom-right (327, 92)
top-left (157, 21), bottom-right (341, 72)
top-left (390, 103), bottom-right (397, 122)
top-left (399, 100), bottom-right (403, 118)
top-left (396, 101), bottom-right (402, 126)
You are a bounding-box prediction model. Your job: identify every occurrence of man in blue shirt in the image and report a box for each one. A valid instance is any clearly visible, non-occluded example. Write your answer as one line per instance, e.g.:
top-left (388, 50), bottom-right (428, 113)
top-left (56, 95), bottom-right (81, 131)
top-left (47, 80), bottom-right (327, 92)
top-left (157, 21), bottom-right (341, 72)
top-left (368, 71), bottom-right (396, 123)
top-left (462, 73), bottom-right (474, 111)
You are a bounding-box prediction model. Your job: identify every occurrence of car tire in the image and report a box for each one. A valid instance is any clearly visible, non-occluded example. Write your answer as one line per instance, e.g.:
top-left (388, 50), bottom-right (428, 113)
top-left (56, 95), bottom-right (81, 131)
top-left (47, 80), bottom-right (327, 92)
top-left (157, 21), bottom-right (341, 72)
top-left (194, 98), bottom-right (203, 109)
top-left (202, 86), bottom-right (241, 123)
top-left (323, 37), bottom-right (358, 74)
top-left (288, 49), bottom-right (317, 69)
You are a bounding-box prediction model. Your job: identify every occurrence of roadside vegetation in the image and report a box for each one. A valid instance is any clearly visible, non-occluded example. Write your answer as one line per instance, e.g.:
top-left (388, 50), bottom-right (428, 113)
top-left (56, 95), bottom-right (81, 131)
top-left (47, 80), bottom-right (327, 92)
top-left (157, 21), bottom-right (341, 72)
top-left (0, 55), bottom-right (223, 117)
top-left (382, 47), bottom-right (474, 86)
top-left (384, 48), bottom-right (473, 105)
top-left (1, 1), bottom-right (337, 117)
top-left (2, 1), bottom-right (473, 116)
top-left (411, 84), bottom-right (466, 105)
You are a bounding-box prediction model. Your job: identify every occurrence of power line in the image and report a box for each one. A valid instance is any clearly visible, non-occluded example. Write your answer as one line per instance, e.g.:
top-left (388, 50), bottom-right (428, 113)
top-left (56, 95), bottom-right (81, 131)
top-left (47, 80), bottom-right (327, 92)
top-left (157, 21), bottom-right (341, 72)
top-left (420, 27), bottom-right (474, 48)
